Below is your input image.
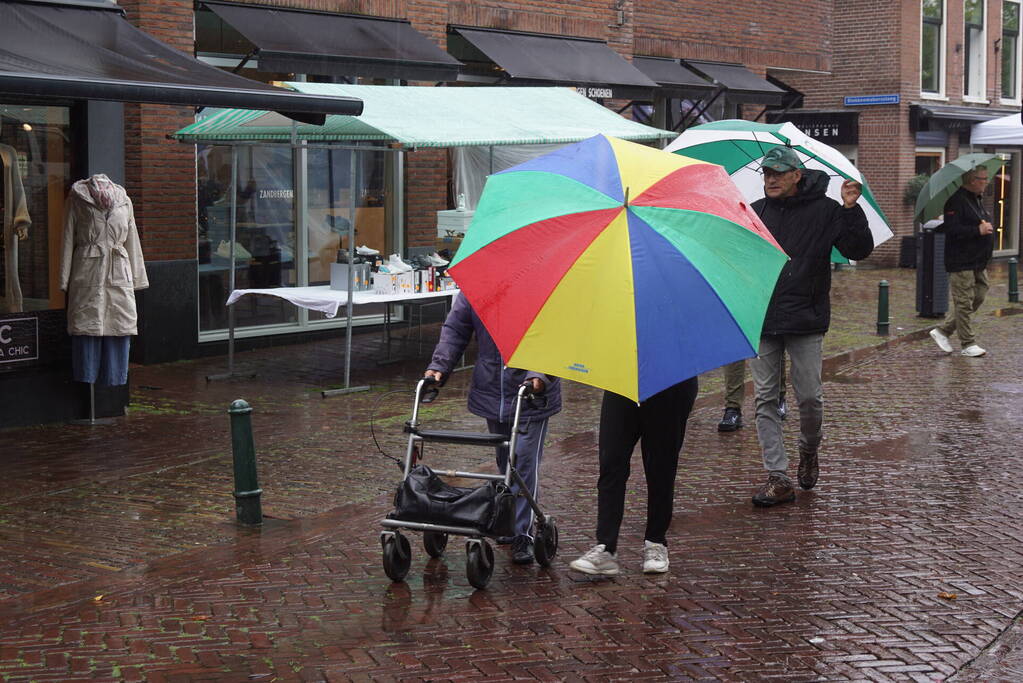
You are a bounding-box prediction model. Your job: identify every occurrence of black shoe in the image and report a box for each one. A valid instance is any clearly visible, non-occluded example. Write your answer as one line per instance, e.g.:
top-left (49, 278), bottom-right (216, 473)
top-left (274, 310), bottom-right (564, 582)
top-left (496, 536), bottom-right (514, 545)
top-left (778, 397), bottom-right (788, 421)
top-left (718, 407), bottom-right (743, 432)
top-left (511, 536), bottom-right (534, 565)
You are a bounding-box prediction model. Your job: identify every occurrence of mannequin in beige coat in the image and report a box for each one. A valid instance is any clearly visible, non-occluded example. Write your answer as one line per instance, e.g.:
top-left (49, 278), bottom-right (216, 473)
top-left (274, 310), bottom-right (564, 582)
top-left (60, 174), bottom-right (148, 337)
top-left (1, 143), bottom-right (31, 313)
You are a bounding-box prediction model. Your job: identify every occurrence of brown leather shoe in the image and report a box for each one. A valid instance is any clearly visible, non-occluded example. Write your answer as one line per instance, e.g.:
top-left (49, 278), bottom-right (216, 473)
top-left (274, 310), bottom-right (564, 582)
top-left (798, 448), bottom-right (819, 490)
top-left (752, 472), bottom-right (796, 507)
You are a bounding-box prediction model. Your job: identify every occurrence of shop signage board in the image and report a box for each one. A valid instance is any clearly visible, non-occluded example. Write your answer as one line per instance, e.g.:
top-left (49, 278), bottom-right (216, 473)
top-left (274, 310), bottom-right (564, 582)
top-left (575, 86), bottom-right (614, 100)
top-left (0, 316), bottom-right (38, 364)
top-left (766, 111), bottom-right (859, 145)
top-left (843, 94), bottom-right (900, 106)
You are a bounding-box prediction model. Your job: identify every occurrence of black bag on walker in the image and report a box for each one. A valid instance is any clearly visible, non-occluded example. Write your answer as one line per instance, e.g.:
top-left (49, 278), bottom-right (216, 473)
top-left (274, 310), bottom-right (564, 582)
top-left (390, 465), bottom-right (515, 537)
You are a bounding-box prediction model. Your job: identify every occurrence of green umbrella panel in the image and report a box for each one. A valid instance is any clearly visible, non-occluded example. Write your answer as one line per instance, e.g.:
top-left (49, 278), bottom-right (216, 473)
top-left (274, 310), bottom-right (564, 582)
top-left (914, 153), bottom-right (1005, 222)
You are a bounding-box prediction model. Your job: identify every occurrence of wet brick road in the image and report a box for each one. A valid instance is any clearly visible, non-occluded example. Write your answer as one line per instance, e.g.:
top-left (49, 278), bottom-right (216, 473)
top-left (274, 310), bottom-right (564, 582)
top-left (1, 265), bottom-right (1022, 681)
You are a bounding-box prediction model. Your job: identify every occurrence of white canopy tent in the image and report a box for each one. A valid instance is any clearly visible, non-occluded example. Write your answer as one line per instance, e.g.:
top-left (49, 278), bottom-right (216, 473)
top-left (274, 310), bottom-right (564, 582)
top-left (971, 113), bottom-right (1023, 146)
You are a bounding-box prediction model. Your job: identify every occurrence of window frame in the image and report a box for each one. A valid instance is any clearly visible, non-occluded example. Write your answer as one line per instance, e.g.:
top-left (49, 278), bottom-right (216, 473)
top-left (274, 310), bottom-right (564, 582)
top-left (1001, 0), bottom-right (1022, 103)
top-left (963, 0), bottom-right (988, 101)
top-left (921, 0), bottom-right (947, 97)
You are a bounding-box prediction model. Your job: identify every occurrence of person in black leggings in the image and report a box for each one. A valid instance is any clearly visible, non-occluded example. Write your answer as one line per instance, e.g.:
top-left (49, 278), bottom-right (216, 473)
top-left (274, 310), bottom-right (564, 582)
top-left (569, 377), bottom-right (698, 576)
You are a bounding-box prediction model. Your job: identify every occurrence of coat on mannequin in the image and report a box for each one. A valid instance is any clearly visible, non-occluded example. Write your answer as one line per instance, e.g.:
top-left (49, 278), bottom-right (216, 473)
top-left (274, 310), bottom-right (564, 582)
top-left (60, 174), bottom-right (148, 337)
top-left (1, 143), bottom-right (31, 313)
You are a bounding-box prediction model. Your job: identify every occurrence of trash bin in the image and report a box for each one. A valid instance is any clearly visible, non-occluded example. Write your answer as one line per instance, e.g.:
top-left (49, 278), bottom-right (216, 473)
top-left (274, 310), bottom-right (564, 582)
top-left (916, 223), bottom-right (948, 317)
top-left (898, 235), bottom-right (917, 268)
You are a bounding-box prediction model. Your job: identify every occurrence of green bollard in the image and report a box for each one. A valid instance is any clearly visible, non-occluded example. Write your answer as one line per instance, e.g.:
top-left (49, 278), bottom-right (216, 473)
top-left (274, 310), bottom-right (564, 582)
top-left (228, 399), bottom-right (262, 525)
top-left (876, 280), bottom-right (890, 336)
top-left (1009, 258), bottom-right (1019, 303)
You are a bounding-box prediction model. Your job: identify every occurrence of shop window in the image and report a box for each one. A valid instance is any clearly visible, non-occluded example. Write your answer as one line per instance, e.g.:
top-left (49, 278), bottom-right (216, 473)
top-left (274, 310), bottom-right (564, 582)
top-left (922, 0), bottom-right (945, 94)
top-left (964, 0), bottom-right (986, 99)
top-left (196, 143), bottom-right (390, 335)
top-left (1002, 1), bottom-right (1021, 101)
top-left (0, 105), bottom-right (72, 314)
top-left (914, 148), bottom-right (945, 176)
top-left (992, 152), bottom-right (1020, 254)
top-left (197, 144), bottom-right (298, 333)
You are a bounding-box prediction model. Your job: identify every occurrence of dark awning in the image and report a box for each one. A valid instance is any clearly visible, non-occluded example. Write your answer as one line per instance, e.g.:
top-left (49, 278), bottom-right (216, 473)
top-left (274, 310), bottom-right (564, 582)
top-left (200, 1), bottom-right (461, 82)
top-left (449, 26), bottom-right (657, 100)
top-left (910, 103), bottom-right (1021, 133)
top-left (632, 57), bottom-right (716, 98)
top-left (682, 60), bottom-right (786, 104)
top-left (0, 0), bottom-right (363, 118)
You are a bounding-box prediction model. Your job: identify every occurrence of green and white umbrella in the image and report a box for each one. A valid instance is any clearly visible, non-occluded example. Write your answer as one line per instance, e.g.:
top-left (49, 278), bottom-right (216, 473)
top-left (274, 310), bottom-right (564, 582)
top-left (913, 153), bottom-right (1004, 222)
top-left (665, 120), bottom-right (893, 262)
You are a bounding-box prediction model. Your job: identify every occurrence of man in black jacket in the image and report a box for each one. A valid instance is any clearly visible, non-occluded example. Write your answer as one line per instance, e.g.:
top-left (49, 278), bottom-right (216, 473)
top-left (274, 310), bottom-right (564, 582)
top-left (928, 168), bottom-right (994, 358)
top-left (748, 147), bottom-right (874, 507)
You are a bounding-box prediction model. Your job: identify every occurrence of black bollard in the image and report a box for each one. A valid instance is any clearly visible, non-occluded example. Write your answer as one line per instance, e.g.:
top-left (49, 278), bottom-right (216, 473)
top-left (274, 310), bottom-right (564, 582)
top-left (1009, 258), bottom-right (1019, 303)
top-left (876, 280), bottom-right (890, 336)
top-left (228, 399), bottom-right (263, 525)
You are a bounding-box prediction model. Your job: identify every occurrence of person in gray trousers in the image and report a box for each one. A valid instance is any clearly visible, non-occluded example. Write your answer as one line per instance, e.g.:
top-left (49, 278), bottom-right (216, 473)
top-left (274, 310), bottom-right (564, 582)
top-left (748, 147), bottom-right (873, 507)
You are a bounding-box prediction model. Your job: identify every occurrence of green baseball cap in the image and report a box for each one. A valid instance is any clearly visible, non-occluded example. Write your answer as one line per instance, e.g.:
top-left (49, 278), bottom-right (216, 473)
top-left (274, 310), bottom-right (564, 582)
top-left (761, 146), bottom-right (801, 172)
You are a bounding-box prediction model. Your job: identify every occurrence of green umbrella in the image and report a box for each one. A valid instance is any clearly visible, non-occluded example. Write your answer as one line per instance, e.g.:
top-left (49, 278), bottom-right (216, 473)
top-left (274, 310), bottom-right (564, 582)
top-left (914, 153), bottom-right (1004, 221)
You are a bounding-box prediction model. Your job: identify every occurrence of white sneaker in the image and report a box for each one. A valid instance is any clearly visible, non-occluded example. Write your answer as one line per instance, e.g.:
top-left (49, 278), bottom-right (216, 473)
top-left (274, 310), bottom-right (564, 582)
top-left (929, 328), bottom-right (953, 353)
top-left (569, 544), bottom-right (619, 575)
top-left (428, 252), bottom-right (449, 266)
top-left (387, 254), bottom-right (412, 273)
top-left (961, 345), bottom-right (987, 357)
top-left (356, 244), bottom-right (380, 256)
top-left (642, 540), bottom-right (669, 574)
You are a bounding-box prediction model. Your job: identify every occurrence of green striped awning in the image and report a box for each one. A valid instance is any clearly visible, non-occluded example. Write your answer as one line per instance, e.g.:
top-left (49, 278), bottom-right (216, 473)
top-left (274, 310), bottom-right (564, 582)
top-left (172, 83), bottom-right (673, 147)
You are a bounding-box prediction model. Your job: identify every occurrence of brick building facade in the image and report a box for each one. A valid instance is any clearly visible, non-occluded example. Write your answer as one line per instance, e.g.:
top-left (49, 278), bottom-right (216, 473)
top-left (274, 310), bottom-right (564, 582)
top-left (780, 0), bottom-right (1022, 266)
top-left (109, 0), bottom-right (840, 361)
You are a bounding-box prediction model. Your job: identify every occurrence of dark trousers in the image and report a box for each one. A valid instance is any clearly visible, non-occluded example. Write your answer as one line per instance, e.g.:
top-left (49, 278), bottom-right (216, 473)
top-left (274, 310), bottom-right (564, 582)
top-left (595, 378), bottom-right (698, 554)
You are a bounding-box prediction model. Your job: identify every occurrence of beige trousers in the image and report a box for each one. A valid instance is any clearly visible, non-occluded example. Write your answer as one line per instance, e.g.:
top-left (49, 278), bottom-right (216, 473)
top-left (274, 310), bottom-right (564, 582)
top-left (938, 268), bottom-right (988, 348)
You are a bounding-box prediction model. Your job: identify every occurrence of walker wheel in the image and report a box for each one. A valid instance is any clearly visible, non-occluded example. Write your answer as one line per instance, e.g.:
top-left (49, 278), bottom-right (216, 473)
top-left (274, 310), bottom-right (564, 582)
top-left (423, 531), bottom-right (448, 558)
top-left (382, 532), bottom-right (412, 582)
top-left (533, 518), bottom-right (559, 567)
top-left (465, 540), bottom-right (494, 590)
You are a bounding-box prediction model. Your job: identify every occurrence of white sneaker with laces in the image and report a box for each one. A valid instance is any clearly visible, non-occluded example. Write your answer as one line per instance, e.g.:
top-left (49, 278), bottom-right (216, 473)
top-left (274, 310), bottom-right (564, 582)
top-left (569, 544), bottom-right (619, 575)
top-left (356, 244), bottom-right (380, 256)
top-left (961, 344), bottom-right (987, 357)
top-left (929, 328), bottom-right (953, 353)
top-left (642, 540), bottom-right (669, 574)
top-left (428, 252), bottom-right (449, 266)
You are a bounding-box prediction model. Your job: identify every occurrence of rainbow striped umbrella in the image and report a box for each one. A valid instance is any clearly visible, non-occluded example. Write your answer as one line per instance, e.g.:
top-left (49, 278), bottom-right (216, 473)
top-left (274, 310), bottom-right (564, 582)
top-left (447, 135), bottom-right (788, 402)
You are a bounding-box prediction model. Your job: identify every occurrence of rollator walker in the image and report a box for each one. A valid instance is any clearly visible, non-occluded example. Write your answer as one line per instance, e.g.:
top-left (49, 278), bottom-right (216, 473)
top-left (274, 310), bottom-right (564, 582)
top-left (380, 377), bottom-right (559, 589)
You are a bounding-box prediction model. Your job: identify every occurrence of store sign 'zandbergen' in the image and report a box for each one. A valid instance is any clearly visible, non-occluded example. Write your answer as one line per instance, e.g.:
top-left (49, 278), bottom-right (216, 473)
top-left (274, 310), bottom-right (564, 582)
top-left (0, 317), bottom-right (39, 364)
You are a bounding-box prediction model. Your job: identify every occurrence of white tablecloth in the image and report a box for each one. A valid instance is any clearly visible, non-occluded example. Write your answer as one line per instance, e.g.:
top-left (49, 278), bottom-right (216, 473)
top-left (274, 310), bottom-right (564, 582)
top-left (226, 285), bottom-right (459, 319)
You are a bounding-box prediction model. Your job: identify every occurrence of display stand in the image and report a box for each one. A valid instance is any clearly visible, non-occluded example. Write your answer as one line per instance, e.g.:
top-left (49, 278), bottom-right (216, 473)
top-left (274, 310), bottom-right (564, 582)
top-left (322, 146), bottom-right (367, 397)
top-left (69, 382), bottom-right (116, 426)
top-left (223, 286), bottom-right (459, 397)
top-left (206, 147), bottom-right (256, 383)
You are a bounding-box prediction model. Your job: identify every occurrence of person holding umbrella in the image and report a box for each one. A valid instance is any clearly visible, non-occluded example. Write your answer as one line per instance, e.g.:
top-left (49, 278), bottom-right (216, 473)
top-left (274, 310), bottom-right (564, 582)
top-left (749, 146), bottom-right (873, 507)
top-left (424, 294), bottom-right (562, 566)
top-left (928, 167), bottom-right (994, 358)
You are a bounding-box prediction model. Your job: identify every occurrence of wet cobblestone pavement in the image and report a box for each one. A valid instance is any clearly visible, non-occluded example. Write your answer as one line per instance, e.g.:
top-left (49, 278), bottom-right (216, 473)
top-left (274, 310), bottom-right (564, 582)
top-left (2, 264), bottom-right (1023, 681)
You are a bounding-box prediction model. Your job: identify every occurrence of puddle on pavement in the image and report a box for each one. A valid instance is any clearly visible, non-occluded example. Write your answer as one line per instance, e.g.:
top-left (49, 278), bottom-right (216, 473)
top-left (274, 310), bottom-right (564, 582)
top-left (991, 307), bottom-right (1023, 317)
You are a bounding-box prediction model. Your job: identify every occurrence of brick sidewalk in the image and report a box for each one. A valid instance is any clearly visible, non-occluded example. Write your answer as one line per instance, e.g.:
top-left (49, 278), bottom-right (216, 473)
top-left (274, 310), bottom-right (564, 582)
top-left (1, 262), bottom-right (1021, 680)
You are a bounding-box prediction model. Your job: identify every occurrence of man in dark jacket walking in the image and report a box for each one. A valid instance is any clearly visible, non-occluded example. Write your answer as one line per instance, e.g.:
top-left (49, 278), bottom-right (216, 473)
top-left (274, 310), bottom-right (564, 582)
top-left (928, 167), bottom-right (994, 357)
top-left (748, 147), bottom-right (873, 507)
top-left (425, 293), bottom-right (561, 564)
